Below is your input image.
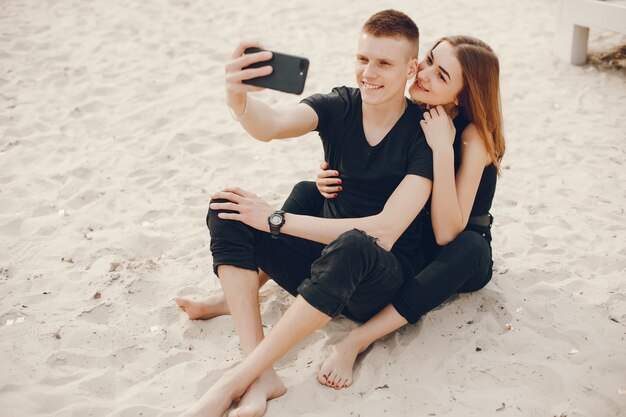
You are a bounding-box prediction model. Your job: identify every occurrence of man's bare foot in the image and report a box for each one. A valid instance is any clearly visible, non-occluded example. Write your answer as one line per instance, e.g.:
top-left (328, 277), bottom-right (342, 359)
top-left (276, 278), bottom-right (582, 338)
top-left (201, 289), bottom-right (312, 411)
top-left (180, 376), bottom-right (237, 417)
top-left (228, 369), bottom-right (286, 417)
top-left (175, 293), bottom-right (230, 320)
top-left (317, 339), bottom-right (366, 390)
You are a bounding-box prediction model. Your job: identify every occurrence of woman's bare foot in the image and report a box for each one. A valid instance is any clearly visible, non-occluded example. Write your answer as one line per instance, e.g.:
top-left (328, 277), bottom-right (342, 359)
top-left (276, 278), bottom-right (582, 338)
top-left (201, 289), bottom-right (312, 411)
top-left (175, 293), bottom-right (230, 320)
top-left (317, 338), bottom-right (367, 390)
top-left (228, 369), bottom-right (286, 417)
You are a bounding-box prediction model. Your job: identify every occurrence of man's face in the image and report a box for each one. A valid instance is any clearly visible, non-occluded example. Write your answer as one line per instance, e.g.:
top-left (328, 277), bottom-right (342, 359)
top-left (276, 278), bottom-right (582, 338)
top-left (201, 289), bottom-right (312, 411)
top-left (355, 33), bottom-right (416, 106)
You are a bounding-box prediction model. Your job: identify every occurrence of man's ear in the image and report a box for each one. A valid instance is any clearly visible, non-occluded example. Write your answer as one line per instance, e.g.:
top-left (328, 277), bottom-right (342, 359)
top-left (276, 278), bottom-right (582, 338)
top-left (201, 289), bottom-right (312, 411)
top-left (407, 58), bottom-right (418, 79)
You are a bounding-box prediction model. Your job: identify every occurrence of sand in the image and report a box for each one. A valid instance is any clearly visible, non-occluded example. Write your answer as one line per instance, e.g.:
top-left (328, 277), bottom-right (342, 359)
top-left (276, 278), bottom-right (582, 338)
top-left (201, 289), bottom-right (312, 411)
top-left (1, 0), bottom-right (625, 416)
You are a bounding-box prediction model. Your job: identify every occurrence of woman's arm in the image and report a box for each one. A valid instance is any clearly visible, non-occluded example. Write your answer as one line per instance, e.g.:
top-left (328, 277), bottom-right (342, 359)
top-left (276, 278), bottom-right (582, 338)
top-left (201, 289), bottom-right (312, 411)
top-left (420, 107), bottom-right (490, 245)
top-left (210, 174), bottom-right (432, 251)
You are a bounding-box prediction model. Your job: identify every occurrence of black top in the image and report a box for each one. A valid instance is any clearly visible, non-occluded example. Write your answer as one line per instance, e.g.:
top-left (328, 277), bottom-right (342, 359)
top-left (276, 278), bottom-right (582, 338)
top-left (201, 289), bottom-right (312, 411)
top-left (452, 113), bottom-right (497, 217)
top-left (302, 86), bottom-right (433, 275)
top-left (419, 113), bottom-right (498, 262)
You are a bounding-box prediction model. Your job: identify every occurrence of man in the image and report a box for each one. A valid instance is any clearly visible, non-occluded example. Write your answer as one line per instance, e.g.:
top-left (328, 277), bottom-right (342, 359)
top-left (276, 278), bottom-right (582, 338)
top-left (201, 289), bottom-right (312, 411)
top-left (181, 10), bottom-right (432, 417)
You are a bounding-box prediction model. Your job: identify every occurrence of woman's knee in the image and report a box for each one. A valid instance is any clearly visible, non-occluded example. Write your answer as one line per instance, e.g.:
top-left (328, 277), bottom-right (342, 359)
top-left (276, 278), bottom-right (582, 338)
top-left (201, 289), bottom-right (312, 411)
top-left (451, 231), bottom-right (493, 292)
top-left (449, 231), bottom-right (490, 263)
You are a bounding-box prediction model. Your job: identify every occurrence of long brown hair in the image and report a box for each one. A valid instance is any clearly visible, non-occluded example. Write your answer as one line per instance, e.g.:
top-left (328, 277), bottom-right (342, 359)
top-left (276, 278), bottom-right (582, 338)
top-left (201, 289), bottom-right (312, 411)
top-left (431, 36), bottom-right (506, 174)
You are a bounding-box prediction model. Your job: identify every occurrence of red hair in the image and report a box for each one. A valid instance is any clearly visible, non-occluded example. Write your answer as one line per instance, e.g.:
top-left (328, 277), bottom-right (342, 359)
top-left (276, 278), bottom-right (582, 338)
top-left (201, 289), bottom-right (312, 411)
top-left (431, 36), bottom-right (506, 173)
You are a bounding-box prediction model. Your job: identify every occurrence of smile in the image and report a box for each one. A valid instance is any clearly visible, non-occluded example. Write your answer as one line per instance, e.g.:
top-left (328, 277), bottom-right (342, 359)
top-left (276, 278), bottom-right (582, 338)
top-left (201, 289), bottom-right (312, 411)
top-left (363, 82), bottom-right (383, 90)
top-left (416, 80), bottom-right (429, 92)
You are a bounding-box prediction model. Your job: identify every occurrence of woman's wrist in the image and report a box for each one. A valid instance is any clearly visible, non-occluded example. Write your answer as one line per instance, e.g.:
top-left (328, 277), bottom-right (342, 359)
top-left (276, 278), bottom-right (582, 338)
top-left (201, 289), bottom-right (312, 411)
top-left (431, 144), bottom-right (454, 158)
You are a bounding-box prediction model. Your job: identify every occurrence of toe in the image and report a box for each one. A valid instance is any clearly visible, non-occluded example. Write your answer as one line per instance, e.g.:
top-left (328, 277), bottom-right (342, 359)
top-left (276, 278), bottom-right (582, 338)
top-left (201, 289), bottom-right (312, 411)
top-left (175, 297), bottom-right (188, 310)
top-left (317, 371), bottom-right (328, 385)
top-left (326, 371), bottom-right (337, 387)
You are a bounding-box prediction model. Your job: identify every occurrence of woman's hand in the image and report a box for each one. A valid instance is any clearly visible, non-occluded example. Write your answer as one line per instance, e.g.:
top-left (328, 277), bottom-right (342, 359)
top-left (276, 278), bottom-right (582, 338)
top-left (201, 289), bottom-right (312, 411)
top-left (209, 187), bottom-right (274, 233)
top-left (316, 162), bottom-right (342, 199)
top-left (420, 106), bottom-right (456, 154)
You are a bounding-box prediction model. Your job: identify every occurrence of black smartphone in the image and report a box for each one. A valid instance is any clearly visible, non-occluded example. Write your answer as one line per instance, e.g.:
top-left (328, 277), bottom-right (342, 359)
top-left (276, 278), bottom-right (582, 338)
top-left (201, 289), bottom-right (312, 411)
top-left (242, 47), bottom-right (309, 95)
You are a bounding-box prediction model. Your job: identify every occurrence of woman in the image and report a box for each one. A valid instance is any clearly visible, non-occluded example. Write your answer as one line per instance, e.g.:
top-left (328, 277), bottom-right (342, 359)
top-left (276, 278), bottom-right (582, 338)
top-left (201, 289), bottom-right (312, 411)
top-left (178, 34), bottom-right (505, 414)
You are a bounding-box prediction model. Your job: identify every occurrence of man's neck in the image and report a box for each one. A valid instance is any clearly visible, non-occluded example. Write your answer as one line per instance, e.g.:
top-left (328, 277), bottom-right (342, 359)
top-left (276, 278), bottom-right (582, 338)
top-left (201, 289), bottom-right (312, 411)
top-left (361, 95), bottom-right (407, 129)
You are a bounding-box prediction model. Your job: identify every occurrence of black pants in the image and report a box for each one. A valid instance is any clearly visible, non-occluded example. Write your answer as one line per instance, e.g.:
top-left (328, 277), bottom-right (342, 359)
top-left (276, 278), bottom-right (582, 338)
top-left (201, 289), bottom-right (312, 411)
top-left (278, 182), bottom-right (494, 324)
top-left (207, 184), bottom-right (404, 322)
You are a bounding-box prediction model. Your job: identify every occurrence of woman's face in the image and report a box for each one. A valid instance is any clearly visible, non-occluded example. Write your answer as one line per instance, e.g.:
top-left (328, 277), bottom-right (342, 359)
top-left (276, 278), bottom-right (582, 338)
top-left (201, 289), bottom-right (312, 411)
top-left (409, 41), bottom-right (464, 107)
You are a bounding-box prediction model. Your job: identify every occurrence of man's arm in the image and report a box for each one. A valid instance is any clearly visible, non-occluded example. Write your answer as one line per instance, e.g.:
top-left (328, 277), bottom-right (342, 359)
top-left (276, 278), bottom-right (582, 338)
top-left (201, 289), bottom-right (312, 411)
top-left (211, 175), bottom-right (432, 251)
top-left (226, 41), bottom-right (318, 142)
top-left (282, 175), bottom-right (432, 250)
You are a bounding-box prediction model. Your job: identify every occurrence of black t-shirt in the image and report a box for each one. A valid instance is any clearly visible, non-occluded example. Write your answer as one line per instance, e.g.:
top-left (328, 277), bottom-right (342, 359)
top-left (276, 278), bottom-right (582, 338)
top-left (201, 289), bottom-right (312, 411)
top-left (301, 86), bottom-right (433, 276)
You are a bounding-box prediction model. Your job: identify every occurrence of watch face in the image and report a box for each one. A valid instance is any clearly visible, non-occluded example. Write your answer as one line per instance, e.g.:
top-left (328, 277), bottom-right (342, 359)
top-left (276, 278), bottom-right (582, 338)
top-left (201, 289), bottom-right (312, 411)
top-left (270, 214), bottom-right (282, 225)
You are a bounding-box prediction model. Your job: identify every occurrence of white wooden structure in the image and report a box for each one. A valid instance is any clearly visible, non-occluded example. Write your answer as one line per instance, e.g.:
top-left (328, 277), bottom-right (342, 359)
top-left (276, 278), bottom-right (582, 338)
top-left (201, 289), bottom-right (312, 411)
top-left (555, 0), bottom-right (626, 64)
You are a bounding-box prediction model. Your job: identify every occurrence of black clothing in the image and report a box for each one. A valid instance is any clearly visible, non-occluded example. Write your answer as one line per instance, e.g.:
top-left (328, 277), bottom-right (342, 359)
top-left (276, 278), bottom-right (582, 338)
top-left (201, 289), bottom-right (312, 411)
top-left (392, 230), bottom-right (493, 323)
top-left (451, 113), bottom-right (497, 217)
top-left (302, 86), bottom-right (432, 274)
top-left (209, 87), bottom-right (434, 322)
top-left (394, 111), bottom-right (497, 323)
top-left (277, 112), bottom-right (498, 324)
top-left (302, 86), bottom-right (433, 221)
top-left (208, 200), bottom-right (404, 322)
top-left (417, 113), bottom-right (496, 266)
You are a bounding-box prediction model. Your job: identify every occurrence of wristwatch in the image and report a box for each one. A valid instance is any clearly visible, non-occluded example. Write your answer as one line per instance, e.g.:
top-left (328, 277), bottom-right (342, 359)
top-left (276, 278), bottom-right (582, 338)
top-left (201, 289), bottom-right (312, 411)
top-left (268, 210), bottom-right (286, 239)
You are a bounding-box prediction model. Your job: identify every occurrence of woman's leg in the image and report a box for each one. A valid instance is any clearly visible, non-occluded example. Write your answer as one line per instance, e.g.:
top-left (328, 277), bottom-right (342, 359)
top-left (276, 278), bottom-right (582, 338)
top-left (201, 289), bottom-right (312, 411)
top-left (319, 230), bottom-right (492, 389)
top-left (318, 304), bottom-right (407, 389)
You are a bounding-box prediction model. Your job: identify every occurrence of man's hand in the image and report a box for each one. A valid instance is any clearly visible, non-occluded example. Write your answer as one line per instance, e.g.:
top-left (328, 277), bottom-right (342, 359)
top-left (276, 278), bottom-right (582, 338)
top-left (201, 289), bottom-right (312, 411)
top-left (209, 187), bottom-right (274, 233)
top-left (225, 41), bottom-right (273, 117)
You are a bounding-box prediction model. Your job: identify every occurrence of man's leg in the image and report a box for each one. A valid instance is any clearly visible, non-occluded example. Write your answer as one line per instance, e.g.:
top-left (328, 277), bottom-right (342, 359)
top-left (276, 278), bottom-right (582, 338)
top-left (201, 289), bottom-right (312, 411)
top-left (182, 295), bottom-right (331, 417)
top-left (176, 181), bottom-right (322, 321)
top-left (298, 229), bottom-right (405, 389)
top-left (182, 229), bottom-right (405, 416)
top-left (180, 203), bottom-right (287, 417)
top-left (318, 230), bottom-right (492, 389)
top-left (182, 200), bottom-right (324, 417)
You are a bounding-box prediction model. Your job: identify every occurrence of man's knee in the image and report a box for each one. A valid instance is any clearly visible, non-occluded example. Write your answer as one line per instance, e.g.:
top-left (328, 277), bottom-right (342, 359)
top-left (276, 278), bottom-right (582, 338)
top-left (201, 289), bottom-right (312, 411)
top-left (327, 229), bottom-right (377, 256)
top-left (206, 198), bottom-right (234, 231)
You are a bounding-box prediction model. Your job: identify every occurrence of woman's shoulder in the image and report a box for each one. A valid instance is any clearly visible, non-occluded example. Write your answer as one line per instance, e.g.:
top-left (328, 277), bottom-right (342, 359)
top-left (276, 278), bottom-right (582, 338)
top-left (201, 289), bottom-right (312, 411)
top-left (459, 123), bottom-right (491, 165)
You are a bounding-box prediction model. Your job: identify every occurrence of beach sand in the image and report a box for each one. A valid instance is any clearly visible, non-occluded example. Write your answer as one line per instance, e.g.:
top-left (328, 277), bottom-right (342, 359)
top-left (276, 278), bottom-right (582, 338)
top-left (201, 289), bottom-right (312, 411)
top-left (1, 0), bottom-right (625, 416)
